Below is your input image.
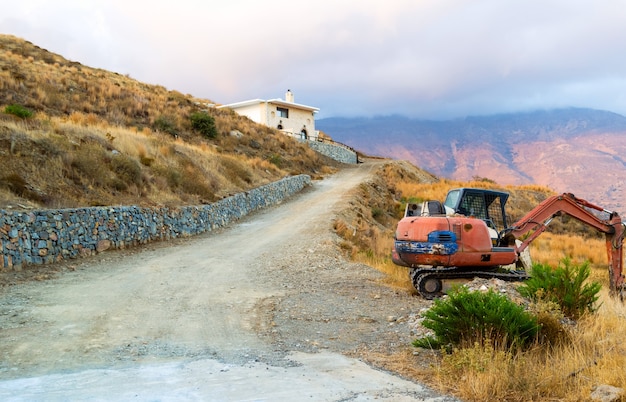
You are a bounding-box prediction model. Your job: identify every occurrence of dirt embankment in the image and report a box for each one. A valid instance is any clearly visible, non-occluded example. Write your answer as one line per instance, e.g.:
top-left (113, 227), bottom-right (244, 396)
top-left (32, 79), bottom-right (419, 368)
top-left (0, 160), bottom-right (457, 401)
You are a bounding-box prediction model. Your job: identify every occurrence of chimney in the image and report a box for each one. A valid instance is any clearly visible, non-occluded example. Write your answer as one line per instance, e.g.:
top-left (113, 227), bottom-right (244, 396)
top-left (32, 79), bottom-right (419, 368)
top-left (286, 89), bottom-right (294, 103)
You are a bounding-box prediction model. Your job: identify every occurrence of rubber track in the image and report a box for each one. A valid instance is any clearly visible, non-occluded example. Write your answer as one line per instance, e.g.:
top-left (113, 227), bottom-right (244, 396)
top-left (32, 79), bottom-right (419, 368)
top-left (410, 267), bottom-right (530, 299)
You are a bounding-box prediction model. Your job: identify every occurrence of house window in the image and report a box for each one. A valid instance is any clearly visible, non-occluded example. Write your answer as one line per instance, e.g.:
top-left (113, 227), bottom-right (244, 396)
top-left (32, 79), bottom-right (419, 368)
top-left (277, 107), bottom-right (289, 118)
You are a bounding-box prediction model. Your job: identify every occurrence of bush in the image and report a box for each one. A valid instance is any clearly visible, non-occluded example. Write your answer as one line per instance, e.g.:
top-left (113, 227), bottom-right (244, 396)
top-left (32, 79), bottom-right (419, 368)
top-left (190, 112), bottom-right (217, 139)
top-left (529, 300), bottom-right (571, 346)
top-left (413, 287), bottom-right (539, 351)
top-left (4, 104), bottom-right (33, 119)
top-left (518, 258), bottom-right (601, 320)
top-left (371, 207), bottom-right (384, 219)
top-left (110, 154), bottom-right (142, 186)
top-left (268, 154), bottom-right (283, 167)
top-left (153, 115), bottom-right (179, 137)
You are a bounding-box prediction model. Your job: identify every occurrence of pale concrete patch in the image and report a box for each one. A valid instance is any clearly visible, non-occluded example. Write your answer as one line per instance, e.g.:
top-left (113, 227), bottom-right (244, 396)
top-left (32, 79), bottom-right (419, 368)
top-left (0, 351), bottom-right (454, 401)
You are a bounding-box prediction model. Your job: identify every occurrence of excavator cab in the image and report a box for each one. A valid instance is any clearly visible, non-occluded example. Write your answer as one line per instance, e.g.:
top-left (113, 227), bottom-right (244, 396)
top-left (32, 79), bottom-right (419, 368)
top-left (406, 188), bottom-right (510, 246)
top-left (444, 188), bottom-right (509, 234)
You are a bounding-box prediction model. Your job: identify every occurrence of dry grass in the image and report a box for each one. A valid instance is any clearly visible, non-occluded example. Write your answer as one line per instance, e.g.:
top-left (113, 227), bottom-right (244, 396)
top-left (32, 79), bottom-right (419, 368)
top-left (351, 224), bottom-right (414, 291)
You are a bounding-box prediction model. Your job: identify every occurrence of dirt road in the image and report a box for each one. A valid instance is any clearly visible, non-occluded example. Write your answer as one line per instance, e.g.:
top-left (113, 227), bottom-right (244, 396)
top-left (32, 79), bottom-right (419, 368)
top-left (0, 162), bottom-right (456, 401)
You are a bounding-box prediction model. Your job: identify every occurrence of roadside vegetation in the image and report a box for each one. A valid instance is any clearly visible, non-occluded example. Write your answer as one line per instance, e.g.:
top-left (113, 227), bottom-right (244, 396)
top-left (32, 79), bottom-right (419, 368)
top-left (334, 161), bottom-right (626, 401)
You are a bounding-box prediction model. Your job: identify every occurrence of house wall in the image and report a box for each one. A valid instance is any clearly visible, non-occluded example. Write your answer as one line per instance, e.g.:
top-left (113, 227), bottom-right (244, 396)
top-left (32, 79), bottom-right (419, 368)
top-left (267, 104), bottom-right (316, 138)
top-left (229, 103), bottom-right (266, 125)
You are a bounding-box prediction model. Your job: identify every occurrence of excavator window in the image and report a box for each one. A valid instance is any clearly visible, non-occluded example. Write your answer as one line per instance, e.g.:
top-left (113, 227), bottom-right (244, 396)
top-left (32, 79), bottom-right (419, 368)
top-left (460, 193), bottom-right (487, 220)
top-left (485, 194), bottom-right (506, 231)
top-left (443, 190), bottom-right (460, 211)
top-left (445, 188), bottom-right (509, 233)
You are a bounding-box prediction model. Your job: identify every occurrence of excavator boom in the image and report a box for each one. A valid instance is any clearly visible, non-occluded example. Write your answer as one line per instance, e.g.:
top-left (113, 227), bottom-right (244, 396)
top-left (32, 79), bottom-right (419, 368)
top-left (504, 193), bottom-right (626, 297)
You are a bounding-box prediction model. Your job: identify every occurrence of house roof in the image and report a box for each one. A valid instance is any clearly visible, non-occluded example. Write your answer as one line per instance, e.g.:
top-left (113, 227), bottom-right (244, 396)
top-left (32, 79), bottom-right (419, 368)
top-left (218, 98), bottom-right (319, 113)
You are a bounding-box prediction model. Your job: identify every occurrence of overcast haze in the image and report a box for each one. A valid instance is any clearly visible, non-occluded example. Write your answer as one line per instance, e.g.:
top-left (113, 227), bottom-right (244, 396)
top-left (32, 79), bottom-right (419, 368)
top-left (3, 0), bottom-right (626, 119)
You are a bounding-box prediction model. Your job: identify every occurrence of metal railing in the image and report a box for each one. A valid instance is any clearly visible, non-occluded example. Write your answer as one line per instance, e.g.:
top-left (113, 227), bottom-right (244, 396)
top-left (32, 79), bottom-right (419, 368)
top-left (282, 130), bottom-right (357, 153)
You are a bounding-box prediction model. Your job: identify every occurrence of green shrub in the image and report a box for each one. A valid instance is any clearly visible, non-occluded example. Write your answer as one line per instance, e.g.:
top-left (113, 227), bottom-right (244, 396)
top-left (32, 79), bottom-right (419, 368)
top-left (268, 154), bottom-right (283, 167)
top-left (153, 115), bottom-right (178, 137)
top-left (109, 177), bottom-right (128, 191)
top-left (190, 112), bottom-right (217, 139)
top-left (4, 104), bottom-right (33, 119)
top-left (413, 287), bottom-right (539, 351)
top-left (371, 207), bottom-right (384, 219)
top-left (518, 258), bottom-right (601, 320)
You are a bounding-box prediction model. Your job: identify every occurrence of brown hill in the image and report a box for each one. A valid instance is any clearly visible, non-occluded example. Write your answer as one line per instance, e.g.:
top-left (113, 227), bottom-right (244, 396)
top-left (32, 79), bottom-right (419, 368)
top-left (318, 110), bottom-right (626, 212)
top-left (0, 34), bottom-right (340, 210)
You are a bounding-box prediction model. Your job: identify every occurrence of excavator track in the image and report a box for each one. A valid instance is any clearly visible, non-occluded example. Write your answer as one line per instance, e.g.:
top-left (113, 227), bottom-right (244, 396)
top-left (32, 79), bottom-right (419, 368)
top-left (410, 266), bottom-right (530, 300)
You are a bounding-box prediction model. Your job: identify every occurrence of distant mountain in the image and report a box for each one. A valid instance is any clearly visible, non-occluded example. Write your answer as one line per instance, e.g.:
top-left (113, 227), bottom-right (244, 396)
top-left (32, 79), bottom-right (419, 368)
top-left (317, 108), bottom-right (626, 211)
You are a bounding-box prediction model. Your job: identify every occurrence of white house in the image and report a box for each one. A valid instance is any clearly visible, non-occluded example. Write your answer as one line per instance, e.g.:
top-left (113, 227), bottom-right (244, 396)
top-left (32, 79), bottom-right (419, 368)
top-left (218, 90), bottom-right (319, 139)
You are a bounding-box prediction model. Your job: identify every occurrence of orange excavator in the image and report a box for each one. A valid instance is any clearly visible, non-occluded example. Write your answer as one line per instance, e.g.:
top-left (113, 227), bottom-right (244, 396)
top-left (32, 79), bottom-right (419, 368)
top-left (392, 188), bottom-right (626, 299)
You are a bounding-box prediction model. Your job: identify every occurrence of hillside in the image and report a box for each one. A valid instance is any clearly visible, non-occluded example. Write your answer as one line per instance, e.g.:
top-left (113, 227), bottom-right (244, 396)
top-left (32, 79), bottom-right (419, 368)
top-left (318, 110), bottom-right (626, 211)
top-left (0, 32), bottom-right (607, 231)
top-left (0, 34), bottom-right (340, 211)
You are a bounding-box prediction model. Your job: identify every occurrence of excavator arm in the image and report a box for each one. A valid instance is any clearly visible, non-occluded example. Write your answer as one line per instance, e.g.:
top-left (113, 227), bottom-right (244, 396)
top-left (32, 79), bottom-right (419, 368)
top-left (502, 193), bottom-right (626, 297)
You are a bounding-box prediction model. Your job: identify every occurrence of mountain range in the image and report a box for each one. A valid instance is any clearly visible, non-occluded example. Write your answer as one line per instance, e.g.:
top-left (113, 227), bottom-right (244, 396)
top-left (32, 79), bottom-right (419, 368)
top-left (317, 108), bottom-right (626, 211)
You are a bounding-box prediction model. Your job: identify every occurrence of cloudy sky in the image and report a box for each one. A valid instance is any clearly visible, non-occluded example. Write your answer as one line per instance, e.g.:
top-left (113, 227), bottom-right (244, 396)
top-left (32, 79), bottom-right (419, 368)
top-left (3, 0), bottom-right (626, 119)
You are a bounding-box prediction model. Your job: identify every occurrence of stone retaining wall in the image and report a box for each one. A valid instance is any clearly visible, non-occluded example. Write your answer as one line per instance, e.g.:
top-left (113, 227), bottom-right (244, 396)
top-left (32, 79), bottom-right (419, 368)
top-left (0, 174), bottom-right (311, 269)
top-left (303, 140), bottom-right (358, 164)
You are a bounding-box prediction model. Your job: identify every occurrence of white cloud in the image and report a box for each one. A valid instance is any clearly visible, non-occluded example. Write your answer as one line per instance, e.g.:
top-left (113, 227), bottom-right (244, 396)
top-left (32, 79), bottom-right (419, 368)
top-left (2, 0), bottom-right (626, 118)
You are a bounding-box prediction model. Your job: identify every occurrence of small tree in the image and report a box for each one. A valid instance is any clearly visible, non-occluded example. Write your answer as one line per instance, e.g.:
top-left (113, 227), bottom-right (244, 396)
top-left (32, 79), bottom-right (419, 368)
top-left (413, 287), bottom-right (539, 351)
top-left (4, 104), bottom-right (33, 119)
top-left (153, 115), bottom-right (179, 137)
top-left (518, 258), bottom-right (601, 320)
top-left (190, 111), bottom-right (217, 139)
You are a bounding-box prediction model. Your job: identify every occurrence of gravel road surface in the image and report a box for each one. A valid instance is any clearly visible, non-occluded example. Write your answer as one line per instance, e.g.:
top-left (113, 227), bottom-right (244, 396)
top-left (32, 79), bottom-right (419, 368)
top-left (0, 161), bottom-right (457, 401)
